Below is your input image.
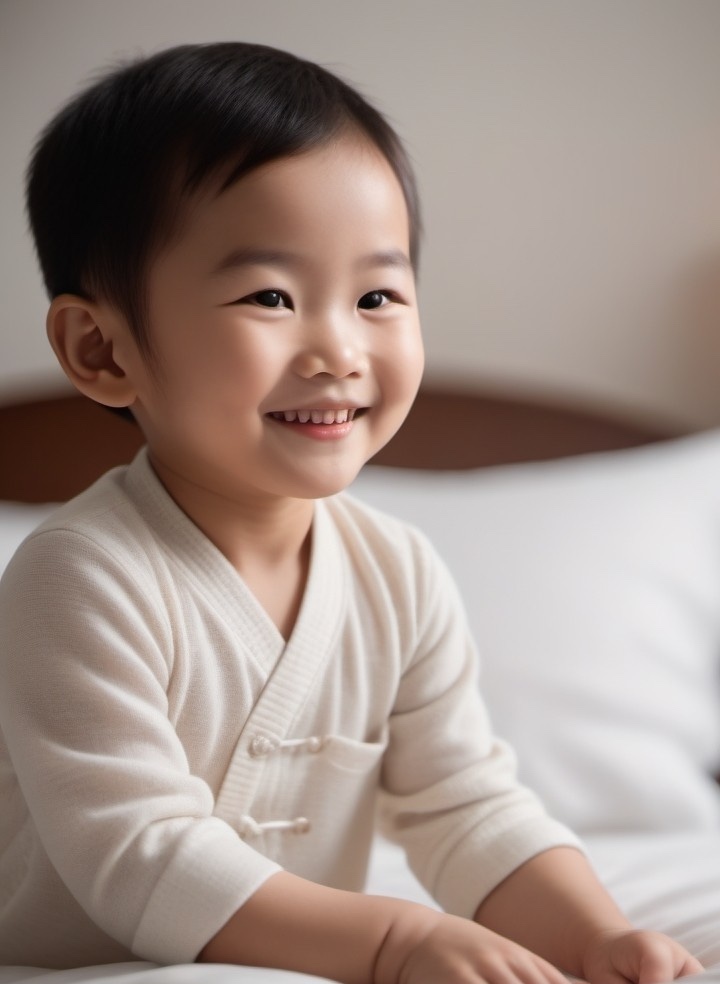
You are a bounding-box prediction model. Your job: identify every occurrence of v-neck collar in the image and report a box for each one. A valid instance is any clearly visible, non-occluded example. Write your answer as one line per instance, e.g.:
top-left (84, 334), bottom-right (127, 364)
top-left (120, 449), bottom-right (347, 673)
top-left (119, 450), bottom-right (350, 824)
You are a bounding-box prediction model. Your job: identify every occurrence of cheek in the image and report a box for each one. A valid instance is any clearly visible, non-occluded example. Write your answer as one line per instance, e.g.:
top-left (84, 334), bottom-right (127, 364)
top-left (383, 322), bottom-right (425, 394)
top-left (369, 329), bottom-right (424, 441)
top-left (154, 324), bottom-right (257, 397)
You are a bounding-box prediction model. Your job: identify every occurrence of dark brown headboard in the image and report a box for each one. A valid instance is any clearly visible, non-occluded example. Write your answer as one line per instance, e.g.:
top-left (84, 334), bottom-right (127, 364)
top-left (0, 387), bottom-right (673, 503)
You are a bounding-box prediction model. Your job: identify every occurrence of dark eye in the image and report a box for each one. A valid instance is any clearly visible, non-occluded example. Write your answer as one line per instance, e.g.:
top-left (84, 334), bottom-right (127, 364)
top-left (253, 290), bottom-right (288, 308)
top-left (358, 290), bottom-right (390, 310)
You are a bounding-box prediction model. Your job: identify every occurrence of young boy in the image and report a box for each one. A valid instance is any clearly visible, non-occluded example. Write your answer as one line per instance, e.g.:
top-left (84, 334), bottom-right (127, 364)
top-left (0, 42), bottom-right (703, 983)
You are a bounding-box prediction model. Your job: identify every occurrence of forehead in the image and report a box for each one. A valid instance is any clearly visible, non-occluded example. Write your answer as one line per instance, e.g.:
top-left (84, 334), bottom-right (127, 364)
top-left (155, 135), bottom-right (411, 274)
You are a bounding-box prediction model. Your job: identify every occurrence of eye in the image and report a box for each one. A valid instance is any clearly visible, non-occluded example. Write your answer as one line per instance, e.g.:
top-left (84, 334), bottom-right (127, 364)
top-left (358, 290), bottom-right (393, 310)
top-left (247, 289), bottom-right (291, 309)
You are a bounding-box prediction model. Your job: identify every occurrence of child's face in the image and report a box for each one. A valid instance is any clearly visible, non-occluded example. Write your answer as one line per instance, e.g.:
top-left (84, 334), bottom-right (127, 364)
top-left (126, 133), bottom-right (424, 507)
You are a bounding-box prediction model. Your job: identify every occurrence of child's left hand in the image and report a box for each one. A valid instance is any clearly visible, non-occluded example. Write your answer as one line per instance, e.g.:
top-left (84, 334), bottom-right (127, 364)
top-left (582, 928), bottom-right (703, 984)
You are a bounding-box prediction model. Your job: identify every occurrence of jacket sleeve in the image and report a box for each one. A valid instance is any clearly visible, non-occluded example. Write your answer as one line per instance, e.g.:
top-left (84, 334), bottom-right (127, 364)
top-left (0, 528), bottom-right (280, 963)
top-left (379, 529), bottom-right (582, 919)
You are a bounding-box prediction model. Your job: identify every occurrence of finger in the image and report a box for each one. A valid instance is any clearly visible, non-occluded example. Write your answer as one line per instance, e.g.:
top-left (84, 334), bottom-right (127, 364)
top-left (676, 955), bottom-right (704, 979)
top-left (537, 957), bottom-right (577, 984)
top-left (474, 953), bottom-right (533, 984)
top-left (477, 949), bottom-right (561, 984)
top-left (594, 971), bottom-right (633, 984)
top-left (636, 949), bottom-right (684, 984)
top-left (506, 953), bottom-right (572, 984)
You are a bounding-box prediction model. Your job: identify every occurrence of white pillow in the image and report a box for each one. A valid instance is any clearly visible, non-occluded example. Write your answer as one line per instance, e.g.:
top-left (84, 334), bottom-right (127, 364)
top-left (351, 431), bottom-right (720, 835)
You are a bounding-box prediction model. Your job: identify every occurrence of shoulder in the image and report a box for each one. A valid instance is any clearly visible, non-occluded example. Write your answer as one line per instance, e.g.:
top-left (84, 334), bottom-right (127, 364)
top-left (321, 489), bottom-right (460, 611)
top-left (325, 488), bottom-right (437, 563)
top-left (0, 462), bottom-right (177, 681)
top-left (0, 460), bottom-right (167, 609)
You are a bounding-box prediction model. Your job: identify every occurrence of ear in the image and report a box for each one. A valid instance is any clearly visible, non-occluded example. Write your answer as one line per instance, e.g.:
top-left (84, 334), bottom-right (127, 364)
top-left (46, 295), bottom-right (139, 408)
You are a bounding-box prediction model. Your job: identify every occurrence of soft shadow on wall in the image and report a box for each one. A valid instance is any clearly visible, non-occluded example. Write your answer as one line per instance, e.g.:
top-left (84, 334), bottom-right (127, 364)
top-left (675, 250), bottom-right (720, 428)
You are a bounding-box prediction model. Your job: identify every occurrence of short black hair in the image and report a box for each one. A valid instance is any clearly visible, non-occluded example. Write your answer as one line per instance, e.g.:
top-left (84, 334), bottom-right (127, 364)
top-left (26, 42), bottom-right (421, 360)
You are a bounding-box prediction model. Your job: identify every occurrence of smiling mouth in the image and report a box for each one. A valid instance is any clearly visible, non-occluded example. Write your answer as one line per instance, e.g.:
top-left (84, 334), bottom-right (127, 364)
top-left (268, 408), bottom-right (364, 424)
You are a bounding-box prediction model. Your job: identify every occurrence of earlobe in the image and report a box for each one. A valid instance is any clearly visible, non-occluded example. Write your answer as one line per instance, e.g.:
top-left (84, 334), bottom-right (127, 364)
top-left (46, 295), bottom-right (138, 408)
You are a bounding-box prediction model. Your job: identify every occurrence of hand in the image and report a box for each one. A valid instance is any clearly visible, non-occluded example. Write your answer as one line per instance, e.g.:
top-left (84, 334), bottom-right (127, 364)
top-left (582, 928), bottom-right (704, 984)
top-left (377, 908), bottom-right (570, 984)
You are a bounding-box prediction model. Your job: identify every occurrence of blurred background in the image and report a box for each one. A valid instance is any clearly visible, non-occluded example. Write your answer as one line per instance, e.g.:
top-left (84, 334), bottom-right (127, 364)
top-left (2, 0), bottom-right (720, 431)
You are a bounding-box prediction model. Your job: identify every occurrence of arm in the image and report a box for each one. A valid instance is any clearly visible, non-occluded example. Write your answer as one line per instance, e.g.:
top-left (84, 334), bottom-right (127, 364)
top-left (474, 846), bottom-right (704, 984)
top-left (199, 860), bottom-right (702, 984)
top-left (198, 868), bottom-right (571, 984)
top-left (199, 854), bottom-right (703, 984)
top-left (0, 528), bottom-right (280, 963)
top-left (198, 871), bottom-right (403, 982)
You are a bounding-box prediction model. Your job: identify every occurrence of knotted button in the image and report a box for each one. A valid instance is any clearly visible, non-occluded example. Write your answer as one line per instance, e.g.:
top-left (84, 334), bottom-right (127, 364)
top-left (249, 735), bottom-right (276, 758)
top-left (248, 733), bottom-right (325, 757)
top-left (238, 814), bottom-right (312, 838)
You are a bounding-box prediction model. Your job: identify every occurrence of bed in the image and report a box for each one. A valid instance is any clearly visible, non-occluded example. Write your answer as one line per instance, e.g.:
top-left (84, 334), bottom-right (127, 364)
top-left (1, 386), bottom-right (719, 983)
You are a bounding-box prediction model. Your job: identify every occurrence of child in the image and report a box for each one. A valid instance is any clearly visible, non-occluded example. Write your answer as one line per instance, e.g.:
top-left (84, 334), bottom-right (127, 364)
top-left (0, 42), bottom-right (703, 982)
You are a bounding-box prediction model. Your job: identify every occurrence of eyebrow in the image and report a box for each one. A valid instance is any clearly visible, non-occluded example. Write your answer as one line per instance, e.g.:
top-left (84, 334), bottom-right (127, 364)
top-left (210, 248), bottom-right (301, 277)
top-left (357, 248), bottom-right (413, 272)
top-left (209, 246), bottom-right (412, 277)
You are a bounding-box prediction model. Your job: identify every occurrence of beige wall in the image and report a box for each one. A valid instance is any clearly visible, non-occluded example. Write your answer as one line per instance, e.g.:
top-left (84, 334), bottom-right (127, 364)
top-left (2, 0), bottom-right (720, 428)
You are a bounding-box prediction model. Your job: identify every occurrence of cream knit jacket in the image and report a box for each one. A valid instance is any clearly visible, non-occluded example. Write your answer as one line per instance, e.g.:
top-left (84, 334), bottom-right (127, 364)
top-left (0, 451), bottom-right (578, 968)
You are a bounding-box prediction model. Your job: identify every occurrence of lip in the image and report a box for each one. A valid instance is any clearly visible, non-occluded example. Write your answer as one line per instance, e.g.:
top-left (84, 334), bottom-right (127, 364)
top-left (266, 401), bottom-right (366, 413)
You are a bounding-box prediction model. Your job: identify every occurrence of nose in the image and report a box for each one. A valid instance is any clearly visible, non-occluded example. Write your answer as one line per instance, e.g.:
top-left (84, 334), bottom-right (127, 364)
top-left (292, 312), bottom-right (369, 379)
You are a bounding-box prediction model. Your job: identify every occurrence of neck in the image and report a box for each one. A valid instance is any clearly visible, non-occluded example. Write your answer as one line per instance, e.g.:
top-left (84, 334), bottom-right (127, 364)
top-left (149, 453), bottom-right (316, 639)
top-left (147, 452), bottom-right (315, 571)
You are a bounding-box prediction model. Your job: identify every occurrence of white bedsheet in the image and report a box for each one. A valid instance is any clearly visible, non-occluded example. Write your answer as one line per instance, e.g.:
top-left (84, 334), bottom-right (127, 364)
top-left (0, 966), bottom-right (333, 982)
top-left (0, 967), bottom-right (337, 983)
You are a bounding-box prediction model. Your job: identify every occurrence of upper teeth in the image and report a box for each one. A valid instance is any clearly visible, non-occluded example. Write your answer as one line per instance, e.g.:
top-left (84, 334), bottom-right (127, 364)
top-left (271, 409), bottom-right (357, 424)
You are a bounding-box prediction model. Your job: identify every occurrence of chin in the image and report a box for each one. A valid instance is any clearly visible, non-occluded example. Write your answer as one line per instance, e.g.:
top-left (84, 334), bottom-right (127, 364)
top-left (289, 465), bottom-right (365, 501)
